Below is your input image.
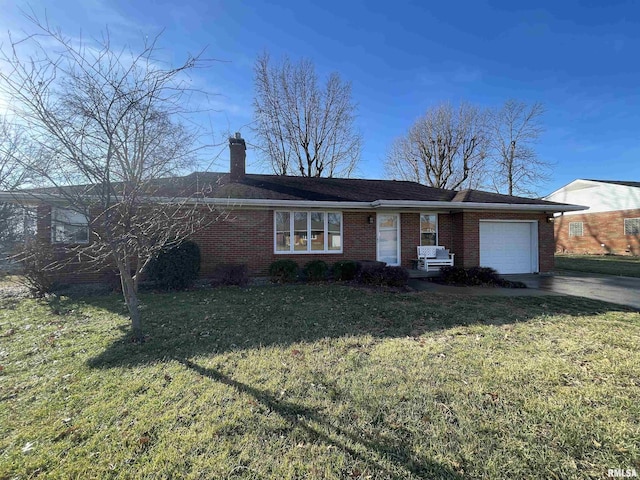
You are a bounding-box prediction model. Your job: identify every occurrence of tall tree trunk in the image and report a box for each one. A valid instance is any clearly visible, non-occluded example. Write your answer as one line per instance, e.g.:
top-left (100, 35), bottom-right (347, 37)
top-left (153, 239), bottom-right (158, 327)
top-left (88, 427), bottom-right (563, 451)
top-left (116, 258), bottom-right (143, 341)
top-left (508, 140), bottom-right (515, 196)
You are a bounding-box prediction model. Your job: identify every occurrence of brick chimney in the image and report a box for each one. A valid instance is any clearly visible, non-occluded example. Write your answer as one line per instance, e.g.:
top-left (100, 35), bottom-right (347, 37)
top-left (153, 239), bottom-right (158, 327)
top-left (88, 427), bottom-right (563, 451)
top-left (229, 132), bottom-right (246, 182)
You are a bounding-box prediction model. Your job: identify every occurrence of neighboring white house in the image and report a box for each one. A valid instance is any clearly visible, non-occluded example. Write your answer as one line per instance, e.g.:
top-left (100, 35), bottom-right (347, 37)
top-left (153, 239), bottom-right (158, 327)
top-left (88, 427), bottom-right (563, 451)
top-left (544, 180), bottom-right (640, 255)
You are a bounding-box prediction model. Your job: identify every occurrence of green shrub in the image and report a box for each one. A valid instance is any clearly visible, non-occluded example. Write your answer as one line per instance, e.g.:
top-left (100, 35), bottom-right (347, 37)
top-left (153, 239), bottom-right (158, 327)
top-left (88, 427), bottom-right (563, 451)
top-left (466, 266), bottom-right (501, 285)
top-left (212, 264), bottom-right (249, 286)
top-left (303, 260), bottom-right (328, 281)
top-left (332, 260), bottom-right (358, 281)
top-left (357, 262), bottom-right (386, 286)
top-left (439, 266), bottom-right (469, 285)
top-left (439, 265), bottom-right (526, 288)
top-left (382, 266), bottom-right (409, 287)
top-left (17, 239), bottom-right (60, 297)
top-left (148, 241), bottom-right (201, 290)
top-left (268, 259), bottom-right (299, 283)
top-left (356, 262), bottom-right (408, 287)
top-left (101, 270), bottom-right (123, 293)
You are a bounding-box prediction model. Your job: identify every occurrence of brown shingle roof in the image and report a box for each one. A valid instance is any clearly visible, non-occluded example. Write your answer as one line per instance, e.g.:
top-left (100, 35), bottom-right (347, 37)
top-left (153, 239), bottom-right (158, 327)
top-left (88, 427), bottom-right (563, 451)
top-left (188, 172), bottom-right (569, 207)
top-left (450, 189), bottom-right (561, 205)
top-left (17, 171), bottom-right (573, 208)
top-left (210, 174), bottom-right (457, 202)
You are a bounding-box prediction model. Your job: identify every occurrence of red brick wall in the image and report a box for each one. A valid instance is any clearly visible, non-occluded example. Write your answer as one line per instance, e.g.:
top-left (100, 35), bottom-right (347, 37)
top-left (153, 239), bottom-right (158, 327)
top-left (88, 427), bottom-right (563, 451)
top-left (450, 213), bottom-right (465, 267)
top-left (198, 211), bottom-right (460, 274)
top-left (36, 207), bottom-right (557, 282)
top-left (400, 213), bottom-right (419, 268)
top-left (31, 205), bottom-right (116, 284)
top-left (437, 213), bottom-right (454, 254)
top-left (192, 210), bottom-right (379, 276)
top-left (554, 209), bottom-right (640, 255)
top-left (538, 214), bottom-right (556, 273)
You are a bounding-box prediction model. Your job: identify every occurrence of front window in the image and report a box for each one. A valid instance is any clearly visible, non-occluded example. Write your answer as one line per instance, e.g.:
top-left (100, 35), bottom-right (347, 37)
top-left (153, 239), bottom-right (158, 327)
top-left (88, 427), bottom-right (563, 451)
top-left (569, 221), bottom-right (583, 237)
top-left (420, 213), bottom-right (438, 246)
top-left (275, 211), bottom-right (342, 253)
top-left (52, 207), bottom-right (89, 244)
top-left (624, 218), bottom-right (640, 235)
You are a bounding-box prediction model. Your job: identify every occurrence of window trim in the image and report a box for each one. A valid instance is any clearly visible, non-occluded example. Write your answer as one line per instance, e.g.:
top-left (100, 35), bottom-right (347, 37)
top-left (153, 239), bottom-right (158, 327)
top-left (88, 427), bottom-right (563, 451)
top-left (51, 207), bottom-right (90, 245)
top-left (569, 221), bottom-right (584, 237)
top-left (274, 210), bottom-right (343, 254)
top-left (624, 217), bottom-right (640, 236)
top-left (420, 213), bottom-right (438, 246)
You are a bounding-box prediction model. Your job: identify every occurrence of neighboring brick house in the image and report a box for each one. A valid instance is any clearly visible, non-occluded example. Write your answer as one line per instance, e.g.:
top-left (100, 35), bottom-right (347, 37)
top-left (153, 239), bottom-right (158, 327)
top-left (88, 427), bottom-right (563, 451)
top-left (1, 135), bottom-right (582, 280)
top-left (545, 179), bottom-right (640, 255)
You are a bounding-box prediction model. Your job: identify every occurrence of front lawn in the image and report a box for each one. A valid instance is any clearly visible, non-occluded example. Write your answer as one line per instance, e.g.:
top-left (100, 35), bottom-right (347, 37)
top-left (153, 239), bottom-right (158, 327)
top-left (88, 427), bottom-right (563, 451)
top-left (1, 285), bottom-right (639, 479)
top-left (555, 254), bottom-right (640, 277)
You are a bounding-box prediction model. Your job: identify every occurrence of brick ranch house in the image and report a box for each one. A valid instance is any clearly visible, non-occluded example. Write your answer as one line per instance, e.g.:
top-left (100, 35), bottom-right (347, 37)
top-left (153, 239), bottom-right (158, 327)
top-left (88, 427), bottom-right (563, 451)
top-left (545, 179), bottom-right (640, 255)
top-left (2, 135), bottom-right (583, 281)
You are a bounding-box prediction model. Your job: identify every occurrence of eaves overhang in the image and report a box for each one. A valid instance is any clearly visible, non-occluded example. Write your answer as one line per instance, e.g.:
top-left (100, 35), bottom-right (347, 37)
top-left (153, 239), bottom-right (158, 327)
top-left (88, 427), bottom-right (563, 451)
top-left (370, 200), bottom-right (587, 213)
top-left (0, 191), bottom-right (587, 213)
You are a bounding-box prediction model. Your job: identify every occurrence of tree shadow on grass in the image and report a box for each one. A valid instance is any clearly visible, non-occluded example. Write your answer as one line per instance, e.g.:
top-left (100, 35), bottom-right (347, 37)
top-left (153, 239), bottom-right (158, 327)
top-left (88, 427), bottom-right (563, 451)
top-left (74, 285), bottom-right (636, 478)
top-left (176, 357), bottom-right (464, 479)
top-left (83, 284), bottom-right (635, 370)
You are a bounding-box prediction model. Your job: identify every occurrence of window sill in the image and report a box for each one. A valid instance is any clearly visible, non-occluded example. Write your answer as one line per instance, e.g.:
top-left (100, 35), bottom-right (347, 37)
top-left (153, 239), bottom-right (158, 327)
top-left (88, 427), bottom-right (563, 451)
top-left (274, 250), bottom-right (343, 255)
top-left (52, 241), bottom-right (90, 246)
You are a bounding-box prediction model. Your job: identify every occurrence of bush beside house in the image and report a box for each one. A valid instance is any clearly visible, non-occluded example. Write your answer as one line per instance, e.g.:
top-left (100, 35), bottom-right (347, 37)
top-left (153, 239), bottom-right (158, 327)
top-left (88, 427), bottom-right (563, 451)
top-left (147, 241), bottom-right (201, 290)
top-left (268, 259), bottom-right (299, 283)
top-left (332, 260), bottom-right (358, 281)
top-left (438, 266), bottom-right (526, 288)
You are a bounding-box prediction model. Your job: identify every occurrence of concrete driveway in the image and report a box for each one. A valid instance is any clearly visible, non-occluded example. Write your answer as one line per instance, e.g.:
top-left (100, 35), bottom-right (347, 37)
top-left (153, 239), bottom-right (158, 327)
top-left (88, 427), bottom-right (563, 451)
top-left (507, 272), bottom-right (640, 310)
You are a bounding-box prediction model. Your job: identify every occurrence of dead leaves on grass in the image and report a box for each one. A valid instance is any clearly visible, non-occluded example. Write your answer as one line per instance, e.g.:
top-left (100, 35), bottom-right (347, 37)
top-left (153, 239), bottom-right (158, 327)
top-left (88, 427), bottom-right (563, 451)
top-left (1, 327), bottom-right (16, 337)
top-left (484, 392), bottom-right (499, 402)
top-left (53, 425), bottom-right (80, 441)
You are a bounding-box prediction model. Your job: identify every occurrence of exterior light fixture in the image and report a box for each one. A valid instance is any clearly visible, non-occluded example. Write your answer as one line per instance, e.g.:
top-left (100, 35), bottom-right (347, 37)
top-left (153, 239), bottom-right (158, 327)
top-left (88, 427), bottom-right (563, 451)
top-left (367, 215), bottom-right (374, 224)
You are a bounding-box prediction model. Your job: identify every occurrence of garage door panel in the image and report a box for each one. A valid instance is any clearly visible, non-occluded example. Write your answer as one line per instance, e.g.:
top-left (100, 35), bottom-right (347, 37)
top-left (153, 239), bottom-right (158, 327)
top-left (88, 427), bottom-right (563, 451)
top-left (479, 221), bottom-right (537, 274)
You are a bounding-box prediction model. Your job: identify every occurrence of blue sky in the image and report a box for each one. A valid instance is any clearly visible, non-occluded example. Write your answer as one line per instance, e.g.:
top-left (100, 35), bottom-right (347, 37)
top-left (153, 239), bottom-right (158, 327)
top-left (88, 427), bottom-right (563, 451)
top-left (2, 0), bottom-right (639, 195)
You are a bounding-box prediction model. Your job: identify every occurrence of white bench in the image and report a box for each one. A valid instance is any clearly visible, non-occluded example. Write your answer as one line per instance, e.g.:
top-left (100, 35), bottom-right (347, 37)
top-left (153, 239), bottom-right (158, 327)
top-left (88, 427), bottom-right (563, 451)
top-left (417, 246), bottom-right (455, 271)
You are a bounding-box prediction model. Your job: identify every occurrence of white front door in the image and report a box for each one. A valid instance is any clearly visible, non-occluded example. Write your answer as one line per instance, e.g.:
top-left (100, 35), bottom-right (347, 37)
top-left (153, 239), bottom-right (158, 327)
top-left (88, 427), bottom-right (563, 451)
top-left (377, 213), bottom-right (400, 266)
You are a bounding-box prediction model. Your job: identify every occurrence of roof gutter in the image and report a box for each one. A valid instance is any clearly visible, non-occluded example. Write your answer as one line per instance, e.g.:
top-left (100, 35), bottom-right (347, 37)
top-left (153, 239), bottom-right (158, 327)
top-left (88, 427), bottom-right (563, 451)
top-left (0, 191), bottom-right (587, 213)
top-left (0, 191), bottom-right (69, 205)
top-left (371, 200), bottom-right (588, 213)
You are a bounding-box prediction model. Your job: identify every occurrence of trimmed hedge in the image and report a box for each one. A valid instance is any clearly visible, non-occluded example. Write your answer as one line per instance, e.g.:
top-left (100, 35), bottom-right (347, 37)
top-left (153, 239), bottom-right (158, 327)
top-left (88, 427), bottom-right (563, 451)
top-left (357, 262), bottom-right (386, 285)
top-left (147, 241), bottom-right (201, 290)
top-left (438, 266), bottom-right (470, 285)
top-left (303, 260), bottom-right (329, 281)
top-left (333, 260), bottom-right (359, 281)
top-left (439, 266), bottom-right (526, 288)
top-left (268, 259), bottom-right (299, 283)
top-left (381, 266), bottom-right (410, 287)
top-left (357, 262), bottom-right (409, 287)
top-left (212, 264), bottom-right (249, 286)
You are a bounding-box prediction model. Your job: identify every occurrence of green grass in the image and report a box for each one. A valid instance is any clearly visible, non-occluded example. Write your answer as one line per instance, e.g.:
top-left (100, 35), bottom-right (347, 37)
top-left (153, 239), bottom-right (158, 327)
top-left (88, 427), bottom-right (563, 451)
top-left (1, 285), bottom-right (639, 479)
top-left (556, 254), bottom-right (640, 277)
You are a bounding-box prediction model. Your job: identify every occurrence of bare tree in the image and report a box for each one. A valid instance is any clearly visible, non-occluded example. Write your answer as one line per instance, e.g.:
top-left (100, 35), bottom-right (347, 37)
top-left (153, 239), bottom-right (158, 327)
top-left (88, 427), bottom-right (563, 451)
top-left (385, 102), bottom-right (488, 190)
top-left (0, 116), bottom-right (37, 253)
top-left (0, 17), bottom-right (221, 339)
top-left (253, 52), bottom-right (361, 177)
top-left (488, 100), bottom-right (550, 196)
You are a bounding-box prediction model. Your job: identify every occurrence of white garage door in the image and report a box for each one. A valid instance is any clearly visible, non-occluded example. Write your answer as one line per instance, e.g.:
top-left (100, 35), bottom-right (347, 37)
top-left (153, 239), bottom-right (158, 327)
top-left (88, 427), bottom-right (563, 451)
top-left (479, 221), bottom-right (538, 274)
